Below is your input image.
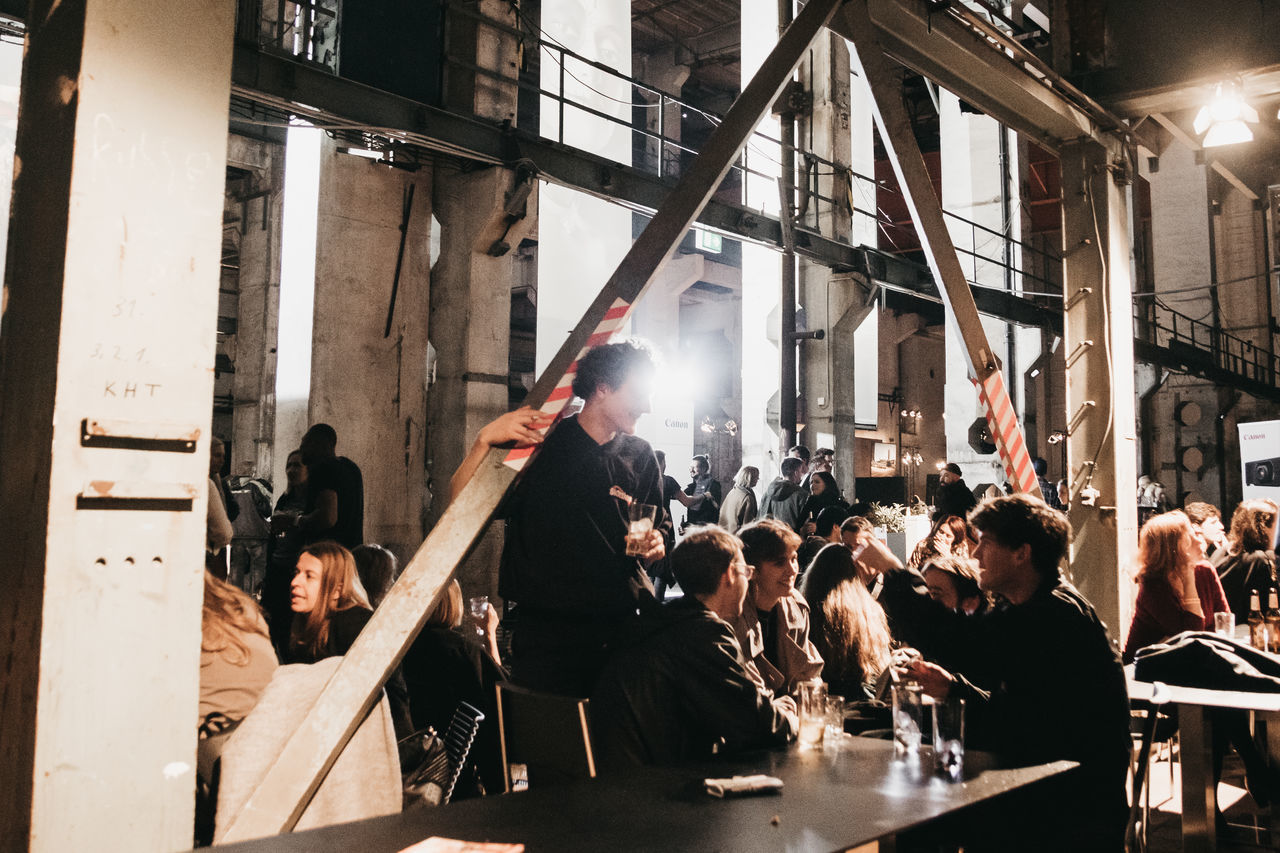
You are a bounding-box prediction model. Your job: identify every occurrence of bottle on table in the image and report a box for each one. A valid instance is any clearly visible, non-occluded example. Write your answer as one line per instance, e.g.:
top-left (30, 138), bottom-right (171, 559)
top-left (1267, 589), bottom-right (1280, 651)
top-left (1248, 591), bottom-right (1268, 651)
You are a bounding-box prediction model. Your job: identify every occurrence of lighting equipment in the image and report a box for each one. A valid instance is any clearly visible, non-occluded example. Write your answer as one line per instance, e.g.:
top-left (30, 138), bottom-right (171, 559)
top-left (1192, 80), bottom-right (1259, 148)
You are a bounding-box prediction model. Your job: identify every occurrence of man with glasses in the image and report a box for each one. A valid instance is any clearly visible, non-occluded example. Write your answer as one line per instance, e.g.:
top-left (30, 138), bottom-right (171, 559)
top-left (591, 525), bottom-right (798, 768)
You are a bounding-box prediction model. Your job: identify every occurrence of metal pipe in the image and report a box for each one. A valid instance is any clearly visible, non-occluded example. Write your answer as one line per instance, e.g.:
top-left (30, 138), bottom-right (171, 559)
top-left (779, 0), bottom-right (798, 450)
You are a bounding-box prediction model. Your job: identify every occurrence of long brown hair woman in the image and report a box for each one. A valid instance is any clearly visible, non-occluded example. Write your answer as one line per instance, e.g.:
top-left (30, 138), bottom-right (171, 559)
top-left (287, 540), bottom-right (373, 664)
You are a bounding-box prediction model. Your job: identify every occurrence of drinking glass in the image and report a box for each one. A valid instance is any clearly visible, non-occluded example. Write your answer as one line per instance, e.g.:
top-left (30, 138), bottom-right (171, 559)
top-left (891, 683), bottom-right (924, 757)
top-left (467, 595), bottom-right (489, 638)
top-left (626, 503), bottom-right (657, 556)
top-left (825, 694), bottom-right (846, 742)
top-left (1215, 611), bottom-right (1235, 636)
top-left (797, 680), bottom-right (828, 748)
top-left (932, 696), bottom-right (965, 781)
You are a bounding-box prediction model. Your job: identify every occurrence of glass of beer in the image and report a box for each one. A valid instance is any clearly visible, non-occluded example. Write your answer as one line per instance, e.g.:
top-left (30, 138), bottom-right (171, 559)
top-left (626, 503), bottom-right (657, 556)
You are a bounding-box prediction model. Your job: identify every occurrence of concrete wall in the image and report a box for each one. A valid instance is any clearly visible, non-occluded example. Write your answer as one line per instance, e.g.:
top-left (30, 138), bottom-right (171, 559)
top-left (309, 139), bottom-right (433, 560)
top-left (225, 134), bottom-right (285, 483)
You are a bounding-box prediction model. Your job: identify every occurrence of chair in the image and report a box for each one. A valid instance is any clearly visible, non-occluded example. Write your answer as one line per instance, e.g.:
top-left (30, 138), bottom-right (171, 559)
top-left (495, 682), bottom-right (596, 792)
top-left (441, 701), bottom-right (486, 805)
top-left (1128, 687), bottom-right (1177, 853)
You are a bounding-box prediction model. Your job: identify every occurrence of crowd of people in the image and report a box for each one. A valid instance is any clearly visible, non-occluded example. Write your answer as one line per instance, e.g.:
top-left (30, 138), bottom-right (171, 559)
top-left (196, 338), bottom-right (1280, 850)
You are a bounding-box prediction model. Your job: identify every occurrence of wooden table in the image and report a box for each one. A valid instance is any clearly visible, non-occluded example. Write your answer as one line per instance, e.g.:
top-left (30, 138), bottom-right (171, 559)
top-left (1128, 668), bottom-right (1280, 853)
top-left (213, 734), bottom-right (1076, 853)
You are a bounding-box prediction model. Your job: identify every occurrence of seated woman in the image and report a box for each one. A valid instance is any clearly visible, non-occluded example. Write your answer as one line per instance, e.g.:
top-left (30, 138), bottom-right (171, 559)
top-left (733, 518), bottom-right (824, 696)
top-left (906, 515), bottom-right (968, 571)
top-left (1123, 510), bottom-right (1275, 809)
top-left (402, 580), bottom-right (507, 796)
top-left (1124, 510), bottom-right (1229, 661)
top-left (920, 554), bottom-right (986, 617)
top-left (285, 541), bottom-right (414, 739)
top-left (799, 543), bottom-right (891, 700)
top-left (1216, 498), bottom-right (1279, 618)
top-left (285, 541), bottom-right (374, 664)
top-left (197, 572), bottom-right (278, 844)
top-left (353, 543), bottom-right (399, 610)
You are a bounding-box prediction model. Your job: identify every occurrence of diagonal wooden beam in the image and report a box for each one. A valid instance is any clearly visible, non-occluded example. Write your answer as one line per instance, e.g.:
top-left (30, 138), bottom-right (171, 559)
top-left (217, 0), bottom-right (847, 840)
top-left (842, 0), bottom-right (1040, 497)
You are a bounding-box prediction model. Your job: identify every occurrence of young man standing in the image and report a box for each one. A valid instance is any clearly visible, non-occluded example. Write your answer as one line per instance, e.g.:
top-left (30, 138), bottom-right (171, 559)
top-left (591, 525), bottom-right (797, 767)
top-left (683, 454), bottom-right (722, 526)
top-left (908, 494), bottom-right (1130, 851)
top-left (496, 341), bottom-right (666, 697)
top-left (758, 457), bottom-right (808, 532)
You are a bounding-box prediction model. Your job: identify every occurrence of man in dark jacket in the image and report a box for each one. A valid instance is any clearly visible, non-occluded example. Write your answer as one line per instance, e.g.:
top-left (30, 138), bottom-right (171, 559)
top-left (932, 461), bottom-right (977, 522)
top-left (758, 456), bottom-right (808, 532)
top-left (908, 494), bottom-right (1130, 851)
top-left (591, 526), bottom-right (798, 768)
top-left (684, 454), bottom-right (722, 526)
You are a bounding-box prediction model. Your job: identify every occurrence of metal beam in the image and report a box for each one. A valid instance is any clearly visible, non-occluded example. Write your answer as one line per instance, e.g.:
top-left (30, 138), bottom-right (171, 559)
top-left (232, 46), bottom-right (1061, 331)
top-left (217, 0), bottom-right (847, 838)
top-left (827, 0), bottom-right (1154, 155)
top-left (844, 0), bottom-right (1040, 496)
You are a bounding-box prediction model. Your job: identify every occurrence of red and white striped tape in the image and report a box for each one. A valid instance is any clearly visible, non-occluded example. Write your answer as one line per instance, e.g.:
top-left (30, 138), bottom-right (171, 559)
top-left (503, 298), bottom-right (633, 471)
top-left (975, 370), bottom-right (1042, 498)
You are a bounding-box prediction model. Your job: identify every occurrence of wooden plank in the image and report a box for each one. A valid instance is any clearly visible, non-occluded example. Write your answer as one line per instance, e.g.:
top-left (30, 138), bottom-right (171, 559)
top-left (842, 0), bottom-right (1039, 496)
top-left (217, 0), bottom-right (848, 839)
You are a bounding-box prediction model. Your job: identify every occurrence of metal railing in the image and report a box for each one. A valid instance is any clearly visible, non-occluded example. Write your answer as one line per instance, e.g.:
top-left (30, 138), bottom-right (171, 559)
top-left (1135, 299), bottom-right (1280, 390)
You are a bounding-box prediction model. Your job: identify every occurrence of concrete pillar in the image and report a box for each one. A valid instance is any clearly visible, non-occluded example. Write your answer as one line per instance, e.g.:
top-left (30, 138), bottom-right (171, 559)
top-left (1059, 139), bottom-right (1139, 640)
top-left (226, 135), bottom-right (285, 481)
top-left (631, 252), bottom-right (706, 358)
top-left (797, 32), bottom-right (855, 480)
top-left (0, 1), bottom-right (235, 848)
top-left (429, 167), bottom-right (533, 597)
top-left (634, 48), bottom-right (690, 177)
top-left (939, 91), bottom-right (1009, 488)
top-left (308, 140), bottom-right (433, 560)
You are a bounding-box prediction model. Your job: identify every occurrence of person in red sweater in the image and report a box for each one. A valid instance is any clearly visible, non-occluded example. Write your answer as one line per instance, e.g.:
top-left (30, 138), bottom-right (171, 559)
top-left (1124, 510), bottom-right (1229, 661)
top-left (1124, 510), bottom-right (1278, 814)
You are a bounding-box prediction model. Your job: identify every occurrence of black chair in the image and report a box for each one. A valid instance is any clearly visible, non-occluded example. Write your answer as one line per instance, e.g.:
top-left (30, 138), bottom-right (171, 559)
top-left (495, 682), bottom-right (596, 792)
top-left (441, 701), bottom-right (486, 805)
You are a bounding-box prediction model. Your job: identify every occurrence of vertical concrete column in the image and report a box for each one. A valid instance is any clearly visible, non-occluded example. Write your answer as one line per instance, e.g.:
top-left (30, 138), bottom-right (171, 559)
top-left (798, 32), bottom-right (864, 485)
top-left (226, 136), bottom-right (285, 480)
top-left (308, 141), bottom-right (433, 559)
top-left (0, 1), bottom-right (235, 848)
top-left (939, 91), bottom-right (1008, 487)
top-left (429, 167), bottom-right (532, 596)
top-left (741, 0), bottom-right (784, 479)
top-left (635, 49), bottom-right (690, 177)
top-left (1059, 139), bottom-right (1139, 640)
top-left (631, 252), bottom-right (705, 358)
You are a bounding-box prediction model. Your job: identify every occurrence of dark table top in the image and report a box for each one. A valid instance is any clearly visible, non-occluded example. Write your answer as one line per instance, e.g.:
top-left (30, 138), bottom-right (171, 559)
top-left (214, 735), bottom-right (1076, 853)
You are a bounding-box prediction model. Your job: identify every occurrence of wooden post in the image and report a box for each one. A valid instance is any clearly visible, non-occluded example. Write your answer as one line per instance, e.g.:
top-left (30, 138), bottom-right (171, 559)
top-left (842, 0), bottom-right (1040, 497)
top-left (0, 1), bottom-right (237, 849)
top-left (218, 0), bottom-right (846, 839)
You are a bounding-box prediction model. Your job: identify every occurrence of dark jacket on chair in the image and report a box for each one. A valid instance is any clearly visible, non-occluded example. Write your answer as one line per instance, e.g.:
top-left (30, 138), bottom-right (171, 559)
top-left (591, 596), bottom-right (796, 768)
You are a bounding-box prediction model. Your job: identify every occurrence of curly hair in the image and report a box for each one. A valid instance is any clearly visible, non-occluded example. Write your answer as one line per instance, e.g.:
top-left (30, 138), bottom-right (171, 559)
top-left (570, 340), bottom-right (655, 401)
top-left (1228, 498), bottom-right (1279, 554)
top-left (969, 493), bottom-right (1071, 581)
